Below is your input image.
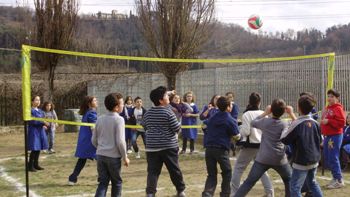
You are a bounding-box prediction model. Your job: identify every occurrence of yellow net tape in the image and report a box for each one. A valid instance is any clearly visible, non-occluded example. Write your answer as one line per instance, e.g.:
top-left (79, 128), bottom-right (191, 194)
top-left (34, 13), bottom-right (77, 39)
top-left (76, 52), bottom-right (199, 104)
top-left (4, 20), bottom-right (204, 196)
top-left (22, 45), bottom-right (335, 128)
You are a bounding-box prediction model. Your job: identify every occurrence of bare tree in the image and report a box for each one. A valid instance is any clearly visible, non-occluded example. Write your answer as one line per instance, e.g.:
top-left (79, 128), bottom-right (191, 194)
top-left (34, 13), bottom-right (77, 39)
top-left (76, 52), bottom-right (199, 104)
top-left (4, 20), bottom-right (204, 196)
top-left (33, 0), bottom-right (78, 100)
top-left (136, 0), bottom-right (215, 89)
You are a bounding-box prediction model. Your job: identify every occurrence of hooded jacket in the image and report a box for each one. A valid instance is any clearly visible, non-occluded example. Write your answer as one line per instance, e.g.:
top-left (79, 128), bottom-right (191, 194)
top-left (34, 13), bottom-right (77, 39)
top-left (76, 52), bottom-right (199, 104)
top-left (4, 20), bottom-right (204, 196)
top-left (205, 111), bottom-right (240, 150)
top-left (321, 103), bottom-right (346, 136)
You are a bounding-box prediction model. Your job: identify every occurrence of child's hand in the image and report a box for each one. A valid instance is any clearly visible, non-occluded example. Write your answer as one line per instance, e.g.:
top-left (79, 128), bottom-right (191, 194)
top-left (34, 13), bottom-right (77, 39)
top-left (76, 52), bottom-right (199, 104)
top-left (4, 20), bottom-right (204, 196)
top-left (285, 106), bottom-right (294, 115)
top-left (43, 125), bottom-right (48, 130)
top-left (124, 157), bottom-right (130, 167)
top-left (264, 105), bottom-right (271, 114)
top-left (321, 119), bottom-right (329, 125)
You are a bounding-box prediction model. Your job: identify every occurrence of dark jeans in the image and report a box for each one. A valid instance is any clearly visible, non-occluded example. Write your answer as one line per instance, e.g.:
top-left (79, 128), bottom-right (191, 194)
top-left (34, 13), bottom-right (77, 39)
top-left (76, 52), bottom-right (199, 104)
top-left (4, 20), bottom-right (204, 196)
top-left (131, 131), bottom-right (146, 153)
top-left (202, 148), bottom-right (232, 197)
top-left (182, 138), bottom-right (194, 152)
top-left (69, 158), bottom-right (87, 183)
top-left (146, 148), bottom-right (185, 194)
top-left (234, 161), bottom-right (292, 197)
top-left (95, 155), bottom-right (122, 197)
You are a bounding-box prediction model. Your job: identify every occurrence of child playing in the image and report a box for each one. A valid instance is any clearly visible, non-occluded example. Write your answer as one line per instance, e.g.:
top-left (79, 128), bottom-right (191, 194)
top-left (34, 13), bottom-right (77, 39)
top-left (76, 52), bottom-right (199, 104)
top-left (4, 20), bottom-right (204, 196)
top-left (280, 95), bottom-right (323, 197)
top-left (200, 94), bottom-right (220, 147)
top-left (28, 96), bottom-right (49, 172)
top-left (231, 92), bottom-right (273, 197)
top-left (180, 91), bottom-right (200, 154)
top-left (92, 93), bottom-right (130, 197)
top-left (321, 89), bottom-right (346, 189)
top-left (68, 96), bottom-right (98, 185)
top-left (234, 99), bottom-right (292, 197)
top-left (120, 96), bottom-right (134, 154)
top-left (128, 96), bottom-right (147, 159)
top-left (202, 96), bottom-right (240, 197)
top-left (42, 101), bottom-right (58, 154)
top-left (170, 93), bottom-right (193, 121)
top-left (142, 86), bottom-right (186, 197)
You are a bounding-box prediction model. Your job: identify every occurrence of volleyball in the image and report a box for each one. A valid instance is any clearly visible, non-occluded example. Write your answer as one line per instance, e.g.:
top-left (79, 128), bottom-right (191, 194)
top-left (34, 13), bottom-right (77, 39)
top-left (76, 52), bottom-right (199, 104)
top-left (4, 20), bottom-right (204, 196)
top-left (248, 15), bottom-right (263, 30)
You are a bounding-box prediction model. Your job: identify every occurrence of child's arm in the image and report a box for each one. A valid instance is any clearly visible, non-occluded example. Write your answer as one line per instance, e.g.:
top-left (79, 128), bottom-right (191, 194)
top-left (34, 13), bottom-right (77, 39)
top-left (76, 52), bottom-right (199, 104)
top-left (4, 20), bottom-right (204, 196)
top-left (251, 105), bottom-right (271, 129)
top-left (115, 117), bottom-right (129, 167)
top-left (323, 107), bottom-right (346, 129)
top-left (285, 106), bottom-right (297, 121)
top-left (168, 111), bottom-right (181, 133)
top-left (91, 120), bottom-right (98, 148)
top-left (200, 105), bottom-right (211, 120)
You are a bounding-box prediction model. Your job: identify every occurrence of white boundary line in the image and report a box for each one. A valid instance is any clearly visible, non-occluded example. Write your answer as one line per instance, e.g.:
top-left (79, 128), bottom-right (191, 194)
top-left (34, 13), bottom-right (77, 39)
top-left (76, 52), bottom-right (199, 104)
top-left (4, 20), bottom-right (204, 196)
top-left (0, 165), bottom-right (41, 197)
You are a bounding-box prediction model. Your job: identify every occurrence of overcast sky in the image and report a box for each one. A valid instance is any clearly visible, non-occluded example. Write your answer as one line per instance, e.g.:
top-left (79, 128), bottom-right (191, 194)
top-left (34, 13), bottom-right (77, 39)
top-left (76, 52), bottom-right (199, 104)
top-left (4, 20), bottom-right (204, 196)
top-left (2, 0), bottom-right (350, 33)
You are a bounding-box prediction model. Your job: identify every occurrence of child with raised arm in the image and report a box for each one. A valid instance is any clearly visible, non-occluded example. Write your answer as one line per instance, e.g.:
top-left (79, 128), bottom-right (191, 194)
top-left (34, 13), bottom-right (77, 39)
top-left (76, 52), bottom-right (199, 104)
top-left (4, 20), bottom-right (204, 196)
top-left (281, 95), bottom-right (323, 197)
top-left (202, 96), bottom-right (240, 197)
top-left (92, 93), bottom-right (129, 197)
top-left (234, 99), bottom-right (292, 197)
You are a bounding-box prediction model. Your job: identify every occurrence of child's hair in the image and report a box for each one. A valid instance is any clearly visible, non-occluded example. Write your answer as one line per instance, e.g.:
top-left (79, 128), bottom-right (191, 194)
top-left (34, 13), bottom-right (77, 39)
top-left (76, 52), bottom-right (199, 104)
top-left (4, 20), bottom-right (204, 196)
top-left (244, 92), bottom-right (261, 112)
top-left (217, 96), bottom-right (231, 112)
top-left (125, 96), bottom-right (133, 104)
top-left (299, 92), bottom-right (314, 97)
top-left (183, 91), bottom-right (195, 103)
top-left (79, 96), bottom-right (95, 115)
top-left (134, 96), bottom-right (142, 102)
top-left (298, 95), bottom-right (316, 115)
top-left (31, 95), bottom-right (40, 102)
top-left (327, 89), bottom-right (340, 98)
top-left (225, 91), bottom-right (235, 98)
top-left (170, 94), bottom-right (180, 103)
top-left (150, 86), bottom-right (167, 106)
top-left (271, 98), bottom-right (286, 118)
top-left (209, 94), bottom-right (219, 107)
top-left (104, 93), bottom-right (123, 111)
top-left (346, 113), bottom-right (350, 126)
top-left (42, 101), bottom-right (55, 112)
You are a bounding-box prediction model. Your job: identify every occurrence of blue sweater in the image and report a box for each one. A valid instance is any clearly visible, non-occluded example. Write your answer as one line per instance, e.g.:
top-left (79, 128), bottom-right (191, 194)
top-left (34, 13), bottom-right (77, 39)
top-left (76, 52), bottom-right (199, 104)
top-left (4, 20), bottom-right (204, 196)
top-left (205, 111), bottom-right (240, 150)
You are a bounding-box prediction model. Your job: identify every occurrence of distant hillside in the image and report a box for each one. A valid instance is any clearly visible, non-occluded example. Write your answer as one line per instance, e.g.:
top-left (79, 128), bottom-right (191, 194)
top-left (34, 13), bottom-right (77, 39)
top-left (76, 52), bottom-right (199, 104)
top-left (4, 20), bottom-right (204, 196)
top-left (1, 6), bottom-right (350, 73)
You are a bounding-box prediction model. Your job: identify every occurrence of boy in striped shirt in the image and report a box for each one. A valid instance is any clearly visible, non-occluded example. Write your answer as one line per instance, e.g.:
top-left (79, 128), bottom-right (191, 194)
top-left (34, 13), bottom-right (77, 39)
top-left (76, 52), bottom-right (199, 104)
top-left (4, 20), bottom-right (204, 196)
top-left (142, 86), bottom-right (186, 197)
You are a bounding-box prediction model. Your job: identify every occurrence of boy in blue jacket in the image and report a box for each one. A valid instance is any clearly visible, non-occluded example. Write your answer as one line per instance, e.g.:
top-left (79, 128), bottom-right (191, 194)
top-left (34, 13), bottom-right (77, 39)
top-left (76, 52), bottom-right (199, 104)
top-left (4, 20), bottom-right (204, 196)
top-left (280, 95), bottom-right (323, 197)
top-left (202, 96), bottom-right (240, 197)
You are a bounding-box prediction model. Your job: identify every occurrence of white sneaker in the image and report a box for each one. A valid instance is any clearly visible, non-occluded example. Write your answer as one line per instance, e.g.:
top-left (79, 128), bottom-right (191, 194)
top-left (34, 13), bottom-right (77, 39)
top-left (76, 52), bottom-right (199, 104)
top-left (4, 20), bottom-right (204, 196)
top-left (136, 152), bottom-right (141, 159)
top-left (48, 149), bottom-right (55, 154)
top-left (43, 150), bottom-right (48, 154)
top-left (127, 149), bottom-right (132, 154)
top-left (68, 181), bottom-right (76, 186)
top-left (326, 179), bottom-right (345, 189)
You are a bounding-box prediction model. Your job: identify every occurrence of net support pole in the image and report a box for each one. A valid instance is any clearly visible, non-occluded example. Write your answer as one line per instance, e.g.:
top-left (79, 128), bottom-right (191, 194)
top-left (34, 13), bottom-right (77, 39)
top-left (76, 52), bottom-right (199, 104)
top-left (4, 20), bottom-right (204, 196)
top-left (24, 121), bottom-right (29, 197)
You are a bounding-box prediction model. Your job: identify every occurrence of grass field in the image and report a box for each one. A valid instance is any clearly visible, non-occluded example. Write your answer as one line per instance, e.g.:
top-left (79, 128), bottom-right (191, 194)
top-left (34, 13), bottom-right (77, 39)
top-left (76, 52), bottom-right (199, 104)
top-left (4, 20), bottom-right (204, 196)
top-left (0, 130), bottom-right (349, 197)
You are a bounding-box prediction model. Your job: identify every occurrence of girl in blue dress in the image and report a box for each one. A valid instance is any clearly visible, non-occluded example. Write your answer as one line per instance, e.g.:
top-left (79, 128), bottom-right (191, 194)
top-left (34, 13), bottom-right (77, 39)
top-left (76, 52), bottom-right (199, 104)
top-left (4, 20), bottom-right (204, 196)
top-left (28, 95), bottom-right (49, 172)
top-left (180, 91), bottom-right (200, 154)
top-left (120, 96), bottom-right (134, 153)
top-left (68, 96), bottom-right (98, 185)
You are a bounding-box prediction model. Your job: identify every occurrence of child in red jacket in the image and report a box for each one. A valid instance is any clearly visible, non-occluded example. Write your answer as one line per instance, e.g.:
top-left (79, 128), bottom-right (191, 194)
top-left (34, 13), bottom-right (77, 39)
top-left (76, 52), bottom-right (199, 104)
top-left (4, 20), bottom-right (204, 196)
top-left (321, 89), bottom-right (346, 189)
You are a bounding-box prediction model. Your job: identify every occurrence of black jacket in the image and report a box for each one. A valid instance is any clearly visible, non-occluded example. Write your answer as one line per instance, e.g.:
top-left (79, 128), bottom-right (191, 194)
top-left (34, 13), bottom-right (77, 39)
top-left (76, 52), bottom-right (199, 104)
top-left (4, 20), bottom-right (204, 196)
top-left (281, 116), bottom-right (322, 166)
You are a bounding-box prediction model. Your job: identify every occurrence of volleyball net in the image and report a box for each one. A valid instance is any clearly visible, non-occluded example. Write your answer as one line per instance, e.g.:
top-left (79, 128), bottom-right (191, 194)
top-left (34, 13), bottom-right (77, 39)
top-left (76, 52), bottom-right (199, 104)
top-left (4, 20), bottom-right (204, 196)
top-left (21, 44), bottom-right (335, 128)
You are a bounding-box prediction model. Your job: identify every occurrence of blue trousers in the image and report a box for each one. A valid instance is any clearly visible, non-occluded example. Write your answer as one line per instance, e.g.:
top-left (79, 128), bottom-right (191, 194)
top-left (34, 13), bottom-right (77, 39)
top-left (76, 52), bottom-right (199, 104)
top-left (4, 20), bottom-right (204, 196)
top-left (290, 167), bottom-right (323, 197)
top-left (323, 134), bottom-right (343, 180)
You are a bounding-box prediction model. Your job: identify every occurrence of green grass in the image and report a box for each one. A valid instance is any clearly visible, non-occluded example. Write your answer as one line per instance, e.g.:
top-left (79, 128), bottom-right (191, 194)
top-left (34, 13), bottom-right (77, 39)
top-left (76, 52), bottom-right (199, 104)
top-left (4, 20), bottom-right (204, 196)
top-left (0, 131), bottom-right (350, 196)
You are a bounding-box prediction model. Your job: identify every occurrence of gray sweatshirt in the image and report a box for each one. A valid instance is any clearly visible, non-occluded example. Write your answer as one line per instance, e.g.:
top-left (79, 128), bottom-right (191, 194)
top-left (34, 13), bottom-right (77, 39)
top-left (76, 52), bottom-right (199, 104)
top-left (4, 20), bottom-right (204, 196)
top-left (92, 112), bottom-right (127, 159)
top-left (251, 115), bottom-right (289, 165)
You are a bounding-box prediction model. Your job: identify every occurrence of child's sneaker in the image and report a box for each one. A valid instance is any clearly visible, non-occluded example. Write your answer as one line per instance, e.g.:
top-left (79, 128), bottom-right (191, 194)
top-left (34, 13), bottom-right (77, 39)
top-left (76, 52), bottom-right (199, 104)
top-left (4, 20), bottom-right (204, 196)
top-left (136, 152), bottom-right (141, 159)
top-left (127, 149), bottom-right (132, 154)
top-left (177, 190), bottom-right (186, 197)
top-left (68, 181), bottom-right (76, 186)
top-left (48, 149), bottom-right (55, 154)
top-left (326, 179), bottom-right (345, 189)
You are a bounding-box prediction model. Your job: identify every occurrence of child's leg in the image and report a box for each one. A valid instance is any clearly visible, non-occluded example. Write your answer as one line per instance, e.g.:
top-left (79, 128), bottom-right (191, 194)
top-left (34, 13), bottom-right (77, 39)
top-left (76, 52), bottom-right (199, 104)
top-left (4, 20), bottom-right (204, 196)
top-left (234, 161), bottom-right (270, 197)
top-left (273, 164), bottom-right (292, 197)
top-left (33, 151), bottom-right (44, 170)
top-left (305, 168), bottom-right (322, 197)
top-left (323, 136), bottom-right (330, 169)
top-left (140, 132), bottom-right (146, 146)
top-left (290, 168), bottom-right (308, 197)
top-left (146, 151), bottom-right (164, 195)
top-left (327, 134), bottom-right (343, 181)
top-left (49, 128), bottom-right (55, 150)
top-left (69, 158), bottom-right (87, 183)
top-left (131, 131), bottom-right (139, 153)
top-left (95, 155), bottom-right (111, 197)
top-left (162, 148), bottom-right (186, 193)
top-left (217, 149), bottom-right (232, 197)
top-left (202, 148), bottom-right (219, 196)
top-left (181, 137), bottom-right (188, 152)
top-left (190, 139), bottom-right (195, 152)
